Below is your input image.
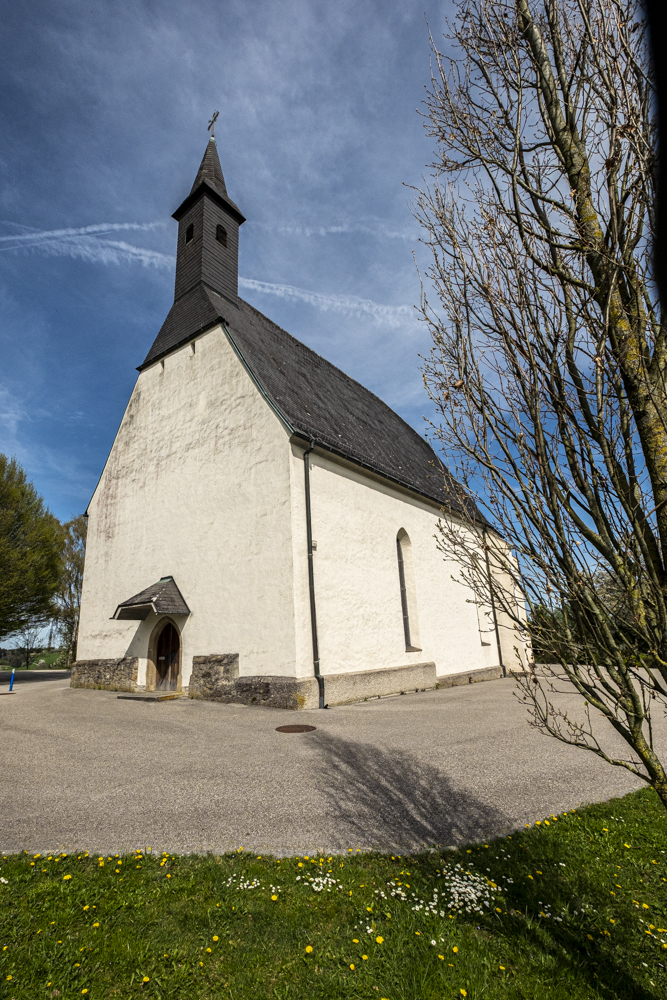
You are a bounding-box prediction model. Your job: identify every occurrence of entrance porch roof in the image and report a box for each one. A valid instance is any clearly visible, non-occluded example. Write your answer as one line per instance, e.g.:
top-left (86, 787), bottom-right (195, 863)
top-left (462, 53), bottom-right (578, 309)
top-left (111, 576), bottom-right (190, 621)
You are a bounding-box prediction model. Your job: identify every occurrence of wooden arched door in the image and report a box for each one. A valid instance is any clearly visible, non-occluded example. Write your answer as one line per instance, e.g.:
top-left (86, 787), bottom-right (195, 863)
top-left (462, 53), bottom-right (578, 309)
top-left (155, 621), bottom-right (180, 691)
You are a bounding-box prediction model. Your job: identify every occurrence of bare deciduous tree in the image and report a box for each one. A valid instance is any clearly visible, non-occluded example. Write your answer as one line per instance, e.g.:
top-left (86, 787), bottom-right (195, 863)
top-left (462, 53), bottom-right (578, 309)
top-left (415, 0), bottom-right (667, 807)
top-left (54, 515), bottom-right (87, 667)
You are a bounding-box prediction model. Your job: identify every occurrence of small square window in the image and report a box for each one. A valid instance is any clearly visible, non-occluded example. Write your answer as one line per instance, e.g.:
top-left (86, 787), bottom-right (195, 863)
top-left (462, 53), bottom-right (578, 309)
top-left (185, 223), bottom-right (194, 244)
top-left (216, 224), bottom-right (227, 246)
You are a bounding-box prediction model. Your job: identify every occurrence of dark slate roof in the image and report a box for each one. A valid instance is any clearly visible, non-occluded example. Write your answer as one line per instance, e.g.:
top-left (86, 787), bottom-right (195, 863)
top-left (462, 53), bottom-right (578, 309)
top-left (140, 286), bottom-right (477, 514)
top-left (173, 139), bottom-right (244, 224)
top-left (144, 284), bottom-right (232, 367)
top-left (112, 577), bottom-right (190, 620)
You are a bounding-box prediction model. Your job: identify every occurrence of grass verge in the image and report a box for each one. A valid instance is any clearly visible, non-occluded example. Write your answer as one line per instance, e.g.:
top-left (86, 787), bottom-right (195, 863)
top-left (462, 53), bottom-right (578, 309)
top-left (1, 788), bottom-right (666, 998)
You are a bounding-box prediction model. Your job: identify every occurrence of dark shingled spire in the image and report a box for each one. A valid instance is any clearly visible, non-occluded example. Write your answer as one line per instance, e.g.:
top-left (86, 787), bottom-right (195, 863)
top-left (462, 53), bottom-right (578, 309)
top-left (149, 136), bottom-right (246, 346)
top-left (190, 138), bottom-right (229, 198)
top-left (173, 137), bottom-right (244, 225)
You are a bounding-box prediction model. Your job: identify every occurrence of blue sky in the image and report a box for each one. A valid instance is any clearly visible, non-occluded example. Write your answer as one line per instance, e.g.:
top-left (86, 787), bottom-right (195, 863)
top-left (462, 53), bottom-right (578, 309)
top-left (0, 0), bottom-right (453, 522)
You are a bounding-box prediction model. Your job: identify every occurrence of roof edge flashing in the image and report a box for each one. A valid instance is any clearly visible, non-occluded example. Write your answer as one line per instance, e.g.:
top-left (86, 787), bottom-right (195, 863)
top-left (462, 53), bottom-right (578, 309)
top-left (172, 180), bottom-right (246, 226)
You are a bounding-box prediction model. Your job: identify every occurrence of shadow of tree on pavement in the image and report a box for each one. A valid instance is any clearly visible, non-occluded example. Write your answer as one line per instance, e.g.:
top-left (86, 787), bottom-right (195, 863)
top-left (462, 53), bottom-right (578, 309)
top-left (309, 730), bottom-right (511, 851)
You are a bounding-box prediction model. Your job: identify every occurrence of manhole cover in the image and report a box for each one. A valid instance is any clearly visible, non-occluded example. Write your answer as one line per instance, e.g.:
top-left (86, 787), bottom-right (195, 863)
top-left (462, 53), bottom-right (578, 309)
top-left (275, 724), bottom-right (317, 733)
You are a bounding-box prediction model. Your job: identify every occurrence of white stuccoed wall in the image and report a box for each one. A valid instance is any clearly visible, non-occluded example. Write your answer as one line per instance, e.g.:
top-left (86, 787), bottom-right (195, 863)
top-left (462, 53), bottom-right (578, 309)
top-left (77, 323), bottom-right (298, 686)
top-left (289, 447), bottom-right (499, 680)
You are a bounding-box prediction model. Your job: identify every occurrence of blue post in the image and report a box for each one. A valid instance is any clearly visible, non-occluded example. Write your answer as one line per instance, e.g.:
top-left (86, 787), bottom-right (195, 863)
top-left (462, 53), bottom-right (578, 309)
top-left (9, 668), bottom-right (15, 692)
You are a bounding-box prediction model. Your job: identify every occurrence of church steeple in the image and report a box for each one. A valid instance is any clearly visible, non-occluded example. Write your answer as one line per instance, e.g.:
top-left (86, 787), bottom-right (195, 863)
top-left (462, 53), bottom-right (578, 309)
top-left (171, 137), bottom-right (245, 305)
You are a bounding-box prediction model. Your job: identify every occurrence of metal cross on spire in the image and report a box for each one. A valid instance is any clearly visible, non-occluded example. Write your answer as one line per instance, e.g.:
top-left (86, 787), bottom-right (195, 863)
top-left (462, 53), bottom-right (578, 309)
top-left (207, 110), bottom-right (219, 139)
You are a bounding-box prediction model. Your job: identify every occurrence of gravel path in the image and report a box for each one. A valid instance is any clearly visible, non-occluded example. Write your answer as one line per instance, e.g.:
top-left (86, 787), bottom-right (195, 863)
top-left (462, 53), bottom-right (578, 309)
top-left (0, 673), bottom-right (655, 855)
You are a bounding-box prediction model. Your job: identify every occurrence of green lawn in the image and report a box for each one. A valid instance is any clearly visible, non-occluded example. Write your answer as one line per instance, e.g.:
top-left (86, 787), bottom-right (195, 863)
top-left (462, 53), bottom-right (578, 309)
top-left (0, 651), bottom-right (63, 670)
top-left (1, 789), bottom-right (666, 999)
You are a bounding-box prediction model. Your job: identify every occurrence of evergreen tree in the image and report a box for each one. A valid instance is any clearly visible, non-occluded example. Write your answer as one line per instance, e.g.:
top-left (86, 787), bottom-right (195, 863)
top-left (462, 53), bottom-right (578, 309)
top-left (0, 455), bottom-right (63, 639)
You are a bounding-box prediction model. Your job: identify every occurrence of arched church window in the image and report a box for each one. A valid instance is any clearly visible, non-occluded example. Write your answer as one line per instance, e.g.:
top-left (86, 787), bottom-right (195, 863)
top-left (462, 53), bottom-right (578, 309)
top-left (216, 224), bottom-right (227, 246)
top-left (185, 223), bottom-right (194, 244)
top-left (396, 529), bottom-right (422, 652)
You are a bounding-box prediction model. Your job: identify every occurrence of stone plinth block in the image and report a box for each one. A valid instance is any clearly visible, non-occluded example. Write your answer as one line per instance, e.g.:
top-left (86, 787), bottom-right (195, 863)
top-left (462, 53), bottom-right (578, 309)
top-left (188, 655), bottom-right (319, 709)
top-left (71, 658), bottom-right (139, 692)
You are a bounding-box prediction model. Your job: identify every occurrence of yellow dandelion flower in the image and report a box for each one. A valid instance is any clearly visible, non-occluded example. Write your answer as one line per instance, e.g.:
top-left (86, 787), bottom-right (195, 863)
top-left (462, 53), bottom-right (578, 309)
top-left (74, 963), bottom-right (80, 967)
top-left (63, 874), bottom-right (72, 880)
top-left (362, 954), bottom-right (368, 960)
top-left (305, 945), bottom-right (313, 953)
top-left (643, 903), bottom-right (649, 909)
top-left (271, 894), bottom-right (278, 901)
top-left (438, 954), bottom-right (444, 960)
top-left (212, 936), bottom-right (219, 942)
top-left (461, 991), bottom-right (467, 997)
top-left (624, 843), bottom-right (631, 848)
top-left (6, 976), bottom-right (12, 981)
top-left (367, 906), bottom-right (372, 912)
top-left (496, 907), bottom-right (502, 913)
top-left (206, 948), bottom-right (212, 953)
top-left (92, 923), bottom-right (99, 928)
top-left (353, 938), bottom-right (359, 943)
top-left (453, 946), bottom-right (459, 953)
top-left (83, 905), bottom-right (89, 911)
top-left (166, 874), bottom-right (171, 878)
top-left (376, 936), bottom-right (384, 944)
top-left (82, 991), bottom-right (88, 995)
top-left (500, 965), bottom-right (505, 970)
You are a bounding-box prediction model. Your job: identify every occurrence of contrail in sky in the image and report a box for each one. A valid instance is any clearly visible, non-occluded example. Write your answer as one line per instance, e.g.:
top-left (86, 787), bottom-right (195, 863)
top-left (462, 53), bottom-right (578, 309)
top-left (239, 277), bottom-right (413, 327)
top-left (248, 220), bottom-right (417, 240)
top-left (0, 222), bottom-right (171, 268)
top-left (0, 222), bottom-right (165, 243)
top-left (0, 222), bottom-right (414, 325)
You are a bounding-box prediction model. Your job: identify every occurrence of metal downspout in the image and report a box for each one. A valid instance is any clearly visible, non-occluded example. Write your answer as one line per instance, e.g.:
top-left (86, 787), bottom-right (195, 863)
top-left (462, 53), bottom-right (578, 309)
top-left (304, 441), bottom-right (326, 708)
top-left (483, 527), bottom-right (506, 678)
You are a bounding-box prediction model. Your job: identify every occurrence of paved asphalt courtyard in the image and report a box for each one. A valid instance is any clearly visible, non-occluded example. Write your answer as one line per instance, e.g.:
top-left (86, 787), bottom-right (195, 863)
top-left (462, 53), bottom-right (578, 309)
top-left (0, 670), bottom-right (660, 856)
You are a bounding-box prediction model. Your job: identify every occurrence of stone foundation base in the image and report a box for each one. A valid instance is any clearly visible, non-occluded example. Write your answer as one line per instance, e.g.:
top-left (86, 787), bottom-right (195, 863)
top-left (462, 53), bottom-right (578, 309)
top-left (71, 656), bottom-right (505, 706)
top-left (188, 657), bottom-right (439, 709)
top-left (436, 664), bottom-right (504, 688)
top-left (322, 661), bottom-right (437, 706)
top-left (71, 658), bottom-right (138, 692)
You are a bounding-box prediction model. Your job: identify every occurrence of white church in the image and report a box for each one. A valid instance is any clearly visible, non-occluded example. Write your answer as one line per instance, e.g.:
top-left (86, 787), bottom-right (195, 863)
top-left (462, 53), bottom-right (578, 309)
top-left (73, 136), bottom-right (525, 708)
